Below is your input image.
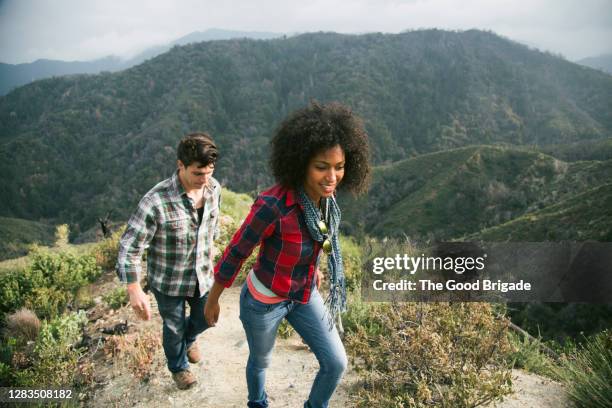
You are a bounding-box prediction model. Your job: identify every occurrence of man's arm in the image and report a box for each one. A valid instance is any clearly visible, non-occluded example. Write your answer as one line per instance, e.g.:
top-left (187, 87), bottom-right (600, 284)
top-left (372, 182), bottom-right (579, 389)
top-left (204, 187), bottom-right (223, 326)
top-left (213, 188), bottom-right (221, 241)
top-left (116, 196), bottom-right (157, 320)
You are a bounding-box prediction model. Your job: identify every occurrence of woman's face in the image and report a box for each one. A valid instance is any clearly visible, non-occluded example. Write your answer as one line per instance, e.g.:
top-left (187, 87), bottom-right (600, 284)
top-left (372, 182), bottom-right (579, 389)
top-left (304, 145), bottom-right (345, 204)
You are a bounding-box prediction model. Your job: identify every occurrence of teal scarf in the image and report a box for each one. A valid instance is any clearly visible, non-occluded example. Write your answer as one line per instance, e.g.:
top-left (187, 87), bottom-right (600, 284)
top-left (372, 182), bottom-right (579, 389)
top-left (297, 189), bottom-right (346, 328)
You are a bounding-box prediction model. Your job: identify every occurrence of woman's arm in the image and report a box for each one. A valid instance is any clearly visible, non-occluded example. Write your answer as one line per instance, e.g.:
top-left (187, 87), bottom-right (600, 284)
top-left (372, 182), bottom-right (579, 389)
top-left (204, 281), bottom-right (225, 326)
top-left (204, 195), bottom-right (278, 325)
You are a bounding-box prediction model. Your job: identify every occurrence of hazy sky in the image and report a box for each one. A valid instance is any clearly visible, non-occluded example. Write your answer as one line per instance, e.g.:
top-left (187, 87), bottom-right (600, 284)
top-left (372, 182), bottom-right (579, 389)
top-left (1, 0), bottom-right (611, 64)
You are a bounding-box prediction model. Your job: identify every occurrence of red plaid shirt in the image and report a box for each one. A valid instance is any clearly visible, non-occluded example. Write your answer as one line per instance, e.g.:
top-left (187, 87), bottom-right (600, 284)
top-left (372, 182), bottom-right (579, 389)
top-left (214, 184), bottom-right (321, 303)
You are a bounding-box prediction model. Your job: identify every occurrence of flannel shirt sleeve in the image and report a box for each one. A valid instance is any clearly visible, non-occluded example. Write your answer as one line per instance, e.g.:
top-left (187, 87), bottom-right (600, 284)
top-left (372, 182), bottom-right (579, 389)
top-left (213, 189), bottom-right (221, 241)
top-left (214, 195), bottom-right (277, 287)
top-left (116, 196), bottom-right (157, 284)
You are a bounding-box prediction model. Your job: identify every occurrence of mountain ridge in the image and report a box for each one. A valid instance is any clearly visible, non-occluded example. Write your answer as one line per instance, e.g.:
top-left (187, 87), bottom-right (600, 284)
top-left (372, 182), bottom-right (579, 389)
top-left (0, 29), bottom-right (285, 95)
top-left (1, 29), bottom-right (611, 232)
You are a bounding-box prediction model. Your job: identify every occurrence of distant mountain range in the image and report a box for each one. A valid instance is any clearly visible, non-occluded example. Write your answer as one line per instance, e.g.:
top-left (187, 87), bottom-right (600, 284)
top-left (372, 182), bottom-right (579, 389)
top-left (576, 54), bottom-right (612, 75)
top-left (0, 28), bottom-right (284, 95)
top-left (0, 29), bottom-right (611, 235)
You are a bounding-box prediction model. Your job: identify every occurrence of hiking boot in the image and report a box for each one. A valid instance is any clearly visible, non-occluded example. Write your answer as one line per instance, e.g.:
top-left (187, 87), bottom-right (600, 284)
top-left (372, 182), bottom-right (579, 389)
top-left (172, 369), bottom-right (197, 390)
top-left (187, 342), bottom-right (201, 364)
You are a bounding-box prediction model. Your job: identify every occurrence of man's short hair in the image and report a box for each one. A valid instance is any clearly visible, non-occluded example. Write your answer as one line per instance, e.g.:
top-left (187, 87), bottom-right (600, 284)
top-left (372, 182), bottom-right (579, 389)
top-left (177, 132), bottom-right (218, 167)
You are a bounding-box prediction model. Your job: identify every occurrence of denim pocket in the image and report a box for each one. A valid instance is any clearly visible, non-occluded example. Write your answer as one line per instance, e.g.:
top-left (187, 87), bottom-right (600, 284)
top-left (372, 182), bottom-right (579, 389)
top-left (243, 289), bottom-right (274, 313)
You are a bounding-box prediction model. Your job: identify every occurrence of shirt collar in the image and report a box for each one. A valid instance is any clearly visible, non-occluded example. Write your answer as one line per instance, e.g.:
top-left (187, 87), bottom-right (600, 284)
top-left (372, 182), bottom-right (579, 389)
top-left (170, 170), bottom-right (186, 201)
top-left (285, 188), bottom-right (304, 210)
top-left (171, 170), bottom-right (215, 202)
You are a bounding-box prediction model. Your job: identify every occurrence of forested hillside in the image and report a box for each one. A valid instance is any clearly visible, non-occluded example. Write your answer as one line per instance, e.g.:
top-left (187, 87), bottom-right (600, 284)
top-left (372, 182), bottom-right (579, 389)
top-left (1, 29), bottom-right (611, 234)
top-left (470, 183), bottom-right (612, 241)
top-left (340, 145), bottom-right (612, 241)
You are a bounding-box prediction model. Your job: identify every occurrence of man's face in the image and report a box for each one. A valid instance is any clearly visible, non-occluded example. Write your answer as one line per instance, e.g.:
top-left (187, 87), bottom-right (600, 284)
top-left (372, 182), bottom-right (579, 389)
top-left (178, 160), bottom-right (215, 191)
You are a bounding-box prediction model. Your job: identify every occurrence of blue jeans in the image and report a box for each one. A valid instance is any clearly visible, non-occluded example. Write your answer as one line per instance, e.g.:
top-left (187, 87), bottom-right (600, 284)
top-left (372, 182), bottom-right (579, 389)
top-left (151, 287), bottom-right (210, 373)
top-left (239, 284), bottom-right (347, 408)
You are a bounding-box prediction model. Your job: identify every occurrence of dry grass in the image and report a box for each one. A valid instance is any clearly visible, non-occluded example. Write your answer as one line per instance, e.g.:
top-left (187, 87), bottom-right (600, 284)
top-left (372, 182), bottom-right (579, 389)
top-left (3, 308), bottom-right (41, 342)
top-left (346, 302), bottom-right (513, 407)
top-left (104, 331), bottom-right (161, 381)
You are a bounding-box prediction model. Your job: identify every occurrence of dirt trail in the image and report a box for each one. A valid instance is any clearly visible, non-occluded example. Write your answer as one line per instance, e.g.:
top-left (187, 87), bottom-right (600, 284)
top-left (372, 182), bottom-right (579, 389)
top-left (90, 286), bottom-right (359, 407)
top-left (484, 369), bottom-right (569, 408)
top-left (88, 283), bottom-right (569, 408)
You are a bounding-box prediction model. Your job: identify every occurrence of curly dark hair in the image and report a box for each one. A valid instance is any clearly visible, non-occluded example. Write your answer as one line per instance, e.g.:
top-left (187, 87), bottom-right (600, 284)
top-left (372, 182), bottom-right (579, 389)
top-left (270, 101), bottom-right (371, 195)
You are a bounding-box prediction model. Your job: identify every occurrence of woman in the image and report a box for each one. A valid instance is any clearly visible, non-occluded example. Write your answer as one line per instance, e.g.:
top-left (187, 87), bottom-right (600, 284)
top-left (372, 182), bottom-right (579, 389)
top-left (204, 101), bottom-right (371, 408)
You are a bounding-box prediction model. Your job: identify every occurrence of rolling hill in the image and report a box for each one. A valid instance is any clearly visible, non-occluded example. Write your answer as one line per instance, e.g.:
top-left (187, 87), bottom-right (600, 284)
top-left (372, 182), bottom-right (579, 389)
top-left (0, 217), bottom-right (55, 260)
top-left (469, 183), bottom-right (612, 241)
top-left (340, 145), bottom-right (612, 241)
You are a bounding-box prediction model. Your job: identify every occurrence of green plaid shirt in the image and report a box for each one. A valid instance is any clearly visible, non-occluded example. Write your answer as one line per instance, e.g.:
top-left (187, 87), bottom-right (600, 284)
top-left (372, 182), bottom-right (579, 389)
top-left (116, 171), bottom-right (221, 297)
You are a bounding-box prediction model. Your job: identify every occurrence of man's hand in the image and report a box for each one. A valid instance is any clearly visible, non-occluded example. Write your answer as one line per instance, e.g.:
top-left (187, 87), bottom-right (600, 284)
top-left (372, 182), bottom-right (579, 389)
top-left (127, 283), bottom-right (151, 320)
top-left (316, 268), bottom-right (324, 289)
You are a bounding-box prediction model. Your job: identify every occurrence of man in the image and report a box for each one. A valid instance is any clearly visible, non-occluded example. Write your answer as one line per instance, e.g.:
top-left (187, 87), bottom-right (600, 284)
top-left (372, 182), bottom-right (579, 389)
top-left (116, 132), bottom-right (221, 390)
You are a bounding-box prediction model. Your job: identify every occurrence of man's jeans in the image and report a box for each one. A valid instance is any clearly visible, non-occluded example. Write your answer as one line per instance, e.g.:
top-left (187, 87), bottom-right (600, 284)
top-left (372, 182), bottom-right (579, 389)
top-left (239, 284), bottom-right (347, 408)
top-left (152, 287), bottom-right (210, 373)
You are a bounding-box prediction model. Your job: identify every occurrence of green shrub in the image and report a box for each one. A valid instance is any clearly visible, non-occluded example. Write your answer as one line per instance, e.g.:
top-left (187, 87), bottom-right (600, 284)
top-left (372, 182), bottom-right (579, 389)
top-left (0, 337), bottom-right (18, 369)
top-left (29, 249), bottom-right (101, 293)
top-left (0, 361), bottom-right (12, 385)
top-left (74, 287), bottom-right (96, 310)
top-left (506, 331), bottom-right (556, 377)
top-left (555, 330), bottom-right (612, 408)
top-left (54, 224), bottom-right (70, 247)
top-left (0, 269), bottom-right (28, 315)
top-left (103, 286), bottom-right (128, 310)
top-left (342, 297), bottom-right (387, 337)
top-left (0, 249), bottom-right (101, 318)
top-left (339, 236), bottom-right (362, 293)
top-left (219, 188), bottom-right (253, 220)
top-left (24, 287), bottom-right (70, 320)
top-left (10, 311), bottom-right (86, 387)
top-left (0, 267), bottom-right (50, 316)
top-left (92, 227), bottom-right (125, 271)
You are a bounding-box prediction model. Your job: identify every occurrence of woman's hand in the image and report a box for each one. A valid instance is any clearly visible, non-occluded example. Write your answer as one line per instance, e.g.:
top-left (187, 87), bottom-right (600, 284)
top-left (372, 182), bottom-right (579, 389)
top-left (204, 299), bottom-right (220, 327)
top-left (316, 267), bottom-right (324, 289)
top-left (127, 283), bottom-right (151, 320)
top-left (204, 281), bottom-right (226, 327)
